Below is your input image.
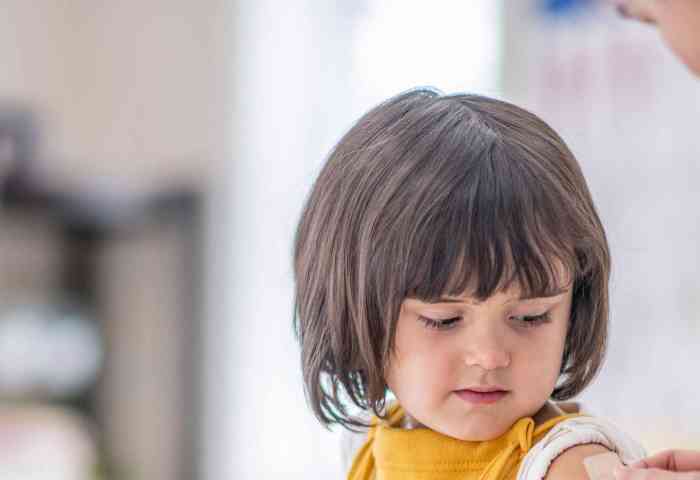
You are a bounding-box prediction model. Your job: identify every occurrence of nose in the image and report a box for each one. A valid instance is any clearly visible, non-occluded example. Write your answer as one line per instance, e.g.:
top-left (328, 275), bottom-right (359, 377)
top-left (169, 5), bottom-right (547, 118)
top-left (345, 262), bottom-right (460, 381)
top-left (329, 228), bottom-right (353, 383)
top-left (463, 329), bottom-right (511, 370)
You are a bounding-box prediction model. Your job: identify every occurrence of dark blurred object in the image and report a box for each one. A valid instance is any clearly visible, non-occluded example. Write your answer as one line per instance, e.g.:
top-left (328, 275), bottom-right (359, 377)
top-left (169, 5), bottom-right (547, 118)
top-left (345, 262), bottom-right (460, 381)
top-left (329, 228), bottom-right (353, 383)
top-left (1, 105), bottom-right (203, 480)
top-left (0, 103), bottom-right (41, 205)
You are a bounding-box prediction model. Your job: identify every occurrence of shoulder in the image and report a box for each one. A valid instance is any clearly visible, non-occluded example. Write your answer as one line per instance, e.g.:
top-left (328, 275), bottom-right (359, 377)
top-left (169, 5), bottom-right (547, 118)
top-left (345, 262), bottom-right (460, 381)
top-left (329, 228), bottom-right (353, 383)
top-left (517, 414), bottom-right (647, 480)
top-left (544, 444), bottom-right (611, 480)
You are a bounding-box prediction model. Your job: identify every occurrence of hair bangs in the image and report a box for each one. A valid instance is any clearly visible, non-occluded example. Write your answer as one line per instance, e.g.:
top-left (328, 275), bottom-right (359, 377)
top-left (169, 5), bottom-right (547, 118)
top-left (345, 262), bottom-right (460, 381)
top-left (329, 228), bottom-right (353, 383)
top-left (403, 145), bottom-right (579, 304)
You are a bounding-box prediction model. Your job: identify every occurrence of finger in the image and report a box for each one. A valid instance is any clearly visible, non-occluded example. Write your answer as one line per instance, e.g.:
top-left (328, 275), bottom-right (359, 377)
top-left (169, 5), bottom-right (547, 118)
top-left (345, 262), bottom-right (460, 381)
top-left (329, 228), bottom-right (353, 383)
top-left (636, 451), bottom-right (700, 472)
top-left (629, 459), bottom-right (652, 469)
top-left (614, 465), bottom-right (641, 479)
top-left (615, 466), bottom-right (700, 479)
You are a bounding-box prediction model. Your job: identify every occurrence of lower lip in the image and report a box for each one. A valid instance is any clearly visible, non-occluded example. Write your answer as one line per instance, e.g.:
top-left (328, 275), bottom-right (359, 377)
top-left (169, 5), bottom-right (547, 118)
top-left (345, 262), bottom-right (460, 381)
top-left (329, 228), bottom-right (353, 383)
top-left (455, 389), bottom-right (508, 404)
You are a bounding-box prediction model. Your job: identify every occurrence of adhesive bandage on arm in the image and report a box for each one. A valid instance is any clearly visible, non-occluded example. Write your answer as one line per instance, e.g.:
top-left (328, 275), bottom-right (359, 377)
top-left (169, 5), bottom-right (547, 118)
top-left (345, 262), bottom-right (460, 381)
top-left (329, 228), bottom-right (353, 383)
top-left (583, 452), bottom-right (625, 480)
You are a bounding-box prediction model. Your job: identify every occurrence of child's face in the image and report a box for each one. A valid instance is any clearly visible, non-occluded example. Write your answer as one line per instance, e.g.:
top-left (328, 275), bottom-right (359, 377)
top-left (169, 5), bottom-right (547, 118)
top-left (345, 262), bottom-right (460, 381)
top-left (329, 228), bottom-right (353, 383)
top-left (385, 285), bottom-right (573, 440)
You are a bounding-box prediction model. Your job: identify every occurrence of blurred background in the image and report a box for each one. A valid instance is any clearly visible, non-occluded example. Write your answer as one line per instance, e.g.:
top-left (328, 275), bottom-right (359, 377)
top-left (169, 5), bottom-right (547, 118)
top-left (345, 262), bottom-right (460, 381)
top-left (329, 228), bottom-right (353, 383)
top-left (0, 0), bottom-right (698, 478)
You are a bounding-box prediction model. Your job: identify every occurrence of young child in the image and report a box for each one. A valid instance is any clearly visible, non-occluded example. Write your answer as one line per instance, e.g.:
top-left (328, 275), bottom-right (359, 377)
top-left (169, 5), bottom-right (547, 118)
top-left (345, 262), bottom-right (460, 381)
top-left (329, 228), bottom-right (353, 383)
top-left (292, 88), bottom-right (645, 480)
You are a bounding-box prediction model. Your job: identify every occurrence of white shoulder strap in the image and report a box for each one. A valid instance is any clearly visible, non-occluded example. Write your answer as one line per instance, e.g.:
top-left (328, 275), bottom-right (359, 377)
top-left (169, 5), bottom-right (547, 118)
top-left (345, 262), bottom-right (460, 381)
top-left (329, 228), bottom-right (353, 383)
top-left (516, 416), bottom-right (646, 480)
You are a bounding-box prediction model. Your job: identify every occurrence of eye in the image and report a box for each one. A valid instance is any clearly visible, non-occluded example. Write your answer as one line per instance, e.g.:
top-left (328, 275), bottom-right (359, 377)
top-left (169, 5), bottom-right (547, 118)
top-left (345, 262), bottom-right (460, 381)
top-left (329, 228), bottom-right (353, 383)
top-left (418, 316), bottom-right (461, 331)
top-left (510, 312), bottom-right (551, 328)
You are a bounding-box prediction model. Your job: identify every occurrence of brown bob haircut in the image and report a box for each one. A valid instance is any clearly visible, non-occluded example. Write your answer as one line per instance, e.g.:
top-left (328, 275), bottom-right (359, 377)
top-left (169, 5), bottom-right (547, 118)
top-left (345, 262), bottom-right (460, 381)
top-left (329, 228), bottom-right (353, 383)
top-left (293, 88), bottom-right (610, 431)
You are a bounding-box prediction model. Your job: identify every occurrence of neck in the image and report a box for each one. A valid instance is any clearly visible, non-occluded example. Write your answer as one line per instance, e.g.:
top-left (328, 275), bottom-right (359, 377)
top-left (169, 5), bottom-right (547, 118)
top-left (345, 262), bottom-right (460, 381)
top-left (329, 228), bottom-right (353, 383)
top-left (400, 413), bottom-right (426, 429)
top-left (532, 401), bottom-right (565, 425)
top-left (399, 401), bottom-right (567, 431)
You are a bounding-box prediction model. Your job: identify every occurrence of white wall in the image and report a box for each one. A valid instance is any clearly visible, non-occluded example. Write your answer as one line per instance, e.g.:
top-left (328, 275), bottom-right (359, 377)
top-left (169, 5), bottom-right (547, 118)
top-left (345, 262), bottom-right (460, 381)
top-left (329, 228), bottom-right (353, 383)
top-left (207, 1), bottom-right (361, 478)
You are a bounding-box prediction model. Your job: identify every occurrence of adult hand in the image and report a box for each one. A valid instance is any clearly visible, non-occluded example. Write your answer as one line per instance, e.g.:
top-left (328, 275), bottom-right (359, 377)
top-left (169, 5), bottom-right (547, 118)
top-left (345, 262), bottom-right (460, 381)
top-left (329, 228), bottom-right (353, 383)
top-left (613, 0), bottom-right (700, 75)
top-left (614, 450), bottom-right (700, 479)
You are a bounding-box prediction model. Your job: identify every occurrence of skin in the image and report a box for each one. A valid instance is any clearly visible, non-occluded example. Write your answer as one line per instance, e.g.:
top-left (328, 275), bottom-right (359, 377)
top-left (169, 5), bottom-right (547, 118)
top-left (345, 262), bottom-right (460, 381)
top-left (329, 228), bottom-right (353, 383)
top-left (385, 286), bottom-right (573, 441)
top-left (614, 2), bottom-right (700, 477)
top-left (549, 444), bottom-right (613, 479)
top-left (614, 0), bottom-right (700, 75)
top-left (615, 451), bottom-right (700, 479)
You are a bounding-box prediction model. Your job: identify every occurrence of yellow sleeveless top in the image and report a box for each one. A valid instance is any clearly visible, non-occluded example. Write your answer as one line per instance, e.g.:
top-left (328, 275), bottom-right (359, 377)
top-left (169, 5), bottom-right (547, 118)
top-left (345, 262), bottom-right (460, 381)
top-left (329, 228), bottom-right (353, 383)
top-left (348, 403), bottom-right (580, 480)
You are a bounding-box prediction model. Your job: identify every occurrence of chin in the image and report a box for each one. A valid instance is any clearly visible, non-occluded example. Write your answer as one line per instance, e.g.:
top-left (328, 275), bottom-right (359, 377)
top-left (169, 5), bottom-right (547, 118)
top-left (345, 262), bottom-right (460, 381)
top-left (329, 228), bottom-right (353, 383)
top-left (438, 422), bottom-right (508, 442)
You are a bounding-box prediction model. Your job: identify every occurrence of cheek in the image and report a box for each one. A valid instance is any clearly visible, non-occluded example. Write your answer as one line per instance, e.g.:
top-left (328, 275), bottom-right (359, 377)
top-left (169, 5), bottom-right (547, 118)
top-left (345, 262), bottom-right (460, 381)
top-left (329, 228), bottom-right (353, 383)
top-left (515, 323), bottom-right (568, 384)
top-left (386, 322), bottom-right (455, 398)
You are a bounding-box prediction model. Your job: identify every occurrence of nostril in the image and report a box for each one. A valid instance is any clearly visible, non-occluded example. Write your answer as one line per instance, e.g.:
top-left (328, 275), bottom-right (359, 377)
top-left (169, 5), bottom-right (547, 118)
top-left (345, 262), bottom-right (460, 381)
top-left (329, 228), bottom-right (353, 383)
top-left (616, 4), bottom-right (631, 18)
top-left (465, 350), bottom-right (511, 370)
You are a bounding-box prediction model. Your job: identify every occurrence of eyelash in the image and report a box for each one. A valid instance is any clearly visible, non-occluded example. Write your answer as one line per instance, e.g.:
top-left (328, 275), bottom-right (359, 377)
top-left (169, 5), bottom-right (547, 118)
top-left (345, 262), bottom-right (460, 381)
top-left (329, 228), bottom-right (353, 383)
top-left (418, 312), bottom-right (552, 331)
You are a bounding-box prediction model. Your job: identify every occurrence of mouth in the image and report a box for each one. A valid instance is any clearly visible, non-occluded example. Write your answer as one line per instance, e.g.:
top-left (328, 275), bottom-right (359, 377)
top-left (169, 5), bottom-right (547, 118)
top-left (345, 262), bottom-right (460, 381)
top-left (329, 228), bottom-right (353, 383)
top-left (454, 386), bottom-right (509, 405)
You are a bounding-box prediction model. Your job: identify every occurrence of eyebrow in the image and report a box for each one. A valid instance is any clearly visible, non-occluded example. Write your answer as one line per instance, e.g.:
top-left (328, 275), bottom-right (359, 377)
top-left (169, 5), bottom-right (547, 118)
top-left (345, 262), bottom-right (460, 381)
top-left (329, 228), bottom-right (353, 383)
top-left (428, 287), bottom-right (569, 305)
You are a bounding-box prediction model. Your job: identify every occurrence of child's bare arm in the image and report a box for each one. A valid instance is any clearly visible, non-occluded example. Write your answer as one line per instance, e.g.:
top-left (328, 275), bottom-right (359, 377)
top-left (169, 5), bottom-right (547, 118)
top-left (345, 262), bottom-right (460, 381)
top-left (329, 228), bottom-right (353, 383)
top-left (544, 444), bottom-right (614, 480)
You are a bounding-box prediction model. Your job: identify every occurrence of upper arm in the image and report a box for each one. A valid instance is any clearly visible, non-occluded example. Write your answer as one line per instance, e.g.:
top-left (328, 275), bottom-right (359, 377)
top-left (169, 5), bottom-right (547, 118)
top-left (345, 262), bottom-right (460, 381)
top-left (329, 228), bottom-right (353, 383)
top-left (544, 444), bottom-right (613, 480)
